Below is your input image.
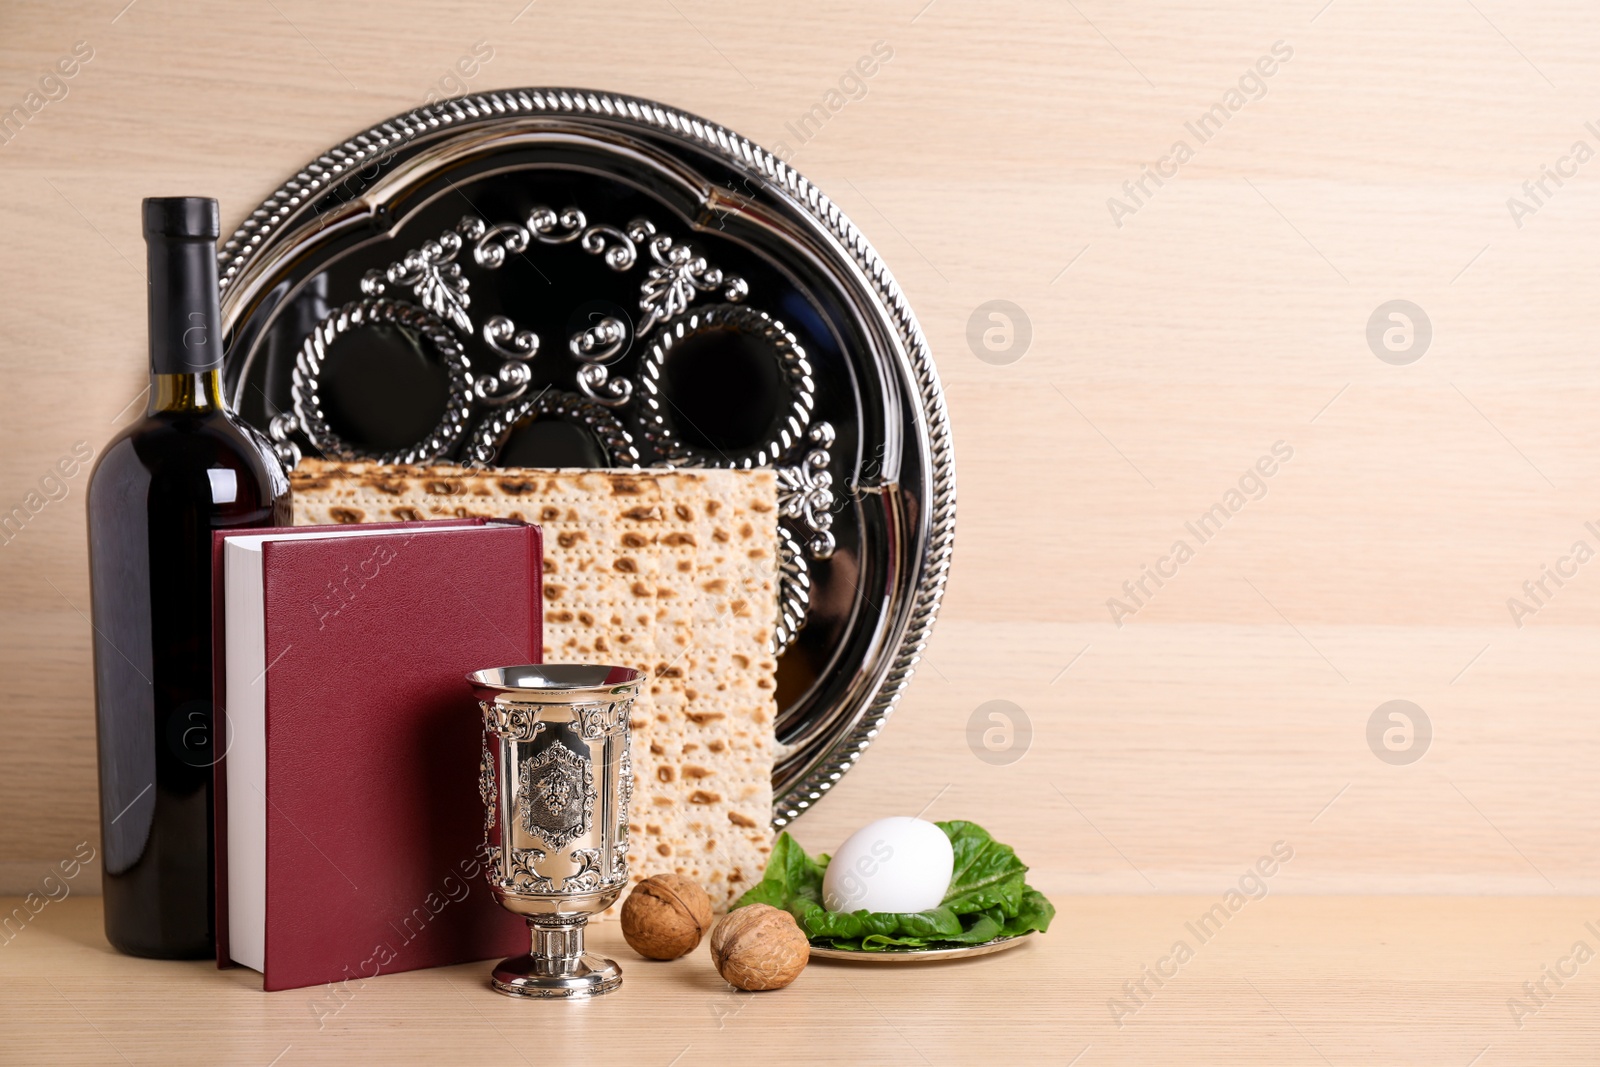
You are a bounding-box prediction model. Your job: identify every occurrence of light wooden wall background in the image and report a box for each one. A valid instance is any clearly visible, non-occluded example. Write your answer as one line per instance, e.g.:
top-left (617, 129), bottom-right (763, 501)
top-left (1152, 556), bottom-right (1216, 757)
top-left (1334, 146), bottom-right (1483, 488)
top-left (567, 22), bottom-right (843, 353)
top-left (4, 0), bottom-right (1597, 897)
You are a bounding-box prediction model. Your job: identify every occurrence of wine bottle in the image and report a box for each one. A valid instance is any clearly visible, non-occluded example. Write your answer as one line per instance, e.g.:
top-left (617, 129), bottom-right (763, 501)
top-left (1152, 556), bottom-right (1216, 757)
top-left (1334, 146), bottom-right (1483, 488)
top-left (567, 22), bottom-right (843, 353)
top-left (87, 197), bottom-right (290, 958)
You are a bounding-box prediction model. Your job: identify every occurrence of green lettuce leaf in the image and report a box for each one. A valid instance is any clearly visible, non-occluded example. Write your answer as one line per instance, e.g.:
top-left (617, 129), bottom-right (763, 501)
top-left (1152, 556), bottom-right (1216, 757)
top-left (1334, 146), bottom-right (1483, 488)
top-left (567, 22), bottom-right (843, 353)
top-left (937, 820), bottom-right (1028, 914)
top-left (1000, 889), bottom-right (1056, 938)
top-left (856, 909), bottom-right (1006, 951)
top-left (732, 831), bottom-right (824, 909)
top-left (786, 899), bottom-right (965, 941)
top-left (730, 820), bottom-right (1054, 951)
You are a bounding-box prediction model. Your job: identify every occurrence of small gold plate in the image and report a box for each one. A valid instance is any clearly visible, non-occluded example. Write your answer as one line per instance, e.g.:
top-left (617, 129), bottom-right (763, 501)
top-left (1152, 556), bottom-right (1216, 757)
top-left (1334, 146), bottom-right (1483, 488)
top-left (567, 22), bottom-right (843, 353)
top-left (808, 932), bottom-right (1035, 963)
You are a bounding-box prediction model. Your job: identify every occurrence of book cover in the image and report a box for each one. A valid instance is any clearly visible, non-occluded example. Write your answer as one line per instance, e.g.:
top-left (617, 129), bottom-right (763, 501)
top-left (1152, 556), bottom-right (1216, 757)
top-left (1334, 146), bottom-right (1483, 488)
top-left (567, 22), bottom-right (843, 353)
top-left (212, 519), bottom-right (540, 992)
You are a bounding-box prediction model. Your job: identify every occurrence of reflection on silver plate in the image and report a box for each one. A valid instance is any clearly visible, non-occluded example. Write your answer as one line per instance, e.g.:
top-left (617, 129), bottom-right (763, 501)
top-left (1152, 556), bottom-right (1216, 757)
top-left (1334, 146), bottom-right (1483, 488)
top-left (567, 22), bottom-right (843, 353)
top-left (808, 933), bottom-right (1034, 963)
top-left (215, 89), bottom-right (955, 828)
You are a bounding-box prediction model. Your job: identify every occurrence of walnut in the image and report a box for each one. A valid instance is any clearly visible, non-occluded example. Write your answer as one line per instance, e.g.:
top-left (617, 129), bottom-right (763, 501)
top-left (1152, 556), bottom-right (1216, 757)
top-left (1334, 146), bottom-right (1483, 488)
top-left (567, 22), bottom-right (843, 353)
top-left (709, 904), bottom-right (809, 991)
top-left (620, 874), bottom-right (713, 960)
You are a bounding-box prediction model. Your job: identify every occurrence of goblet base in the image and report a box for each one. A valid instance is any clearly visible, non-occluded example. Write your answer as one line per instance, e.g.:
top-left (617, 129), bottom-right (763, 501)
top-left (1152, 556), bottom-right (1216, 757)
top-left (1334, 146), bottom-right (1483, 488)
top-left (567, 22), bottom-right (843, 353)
top-left (490, 953), bottom-right (623, 999)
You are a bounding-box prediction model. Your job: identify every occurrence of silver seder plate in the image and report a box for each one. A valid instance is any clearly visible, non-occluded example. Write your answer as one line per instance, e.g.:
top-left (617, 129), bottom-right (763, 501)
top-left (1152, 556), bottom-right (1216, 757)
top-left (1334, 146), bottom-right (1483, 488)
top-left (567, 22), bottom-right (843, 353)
top-left (216, 89), bottom-right (955, 828)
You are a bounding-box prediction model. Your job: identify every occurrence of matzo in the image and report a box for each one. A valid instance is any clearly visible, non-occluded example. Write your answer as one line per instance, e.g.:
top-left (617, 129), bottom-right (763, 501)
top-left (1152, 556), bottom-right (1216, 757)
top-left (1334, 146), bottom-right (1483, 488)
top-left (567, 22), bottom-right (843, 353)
top-left (289, 460), bottom-right (777, 908)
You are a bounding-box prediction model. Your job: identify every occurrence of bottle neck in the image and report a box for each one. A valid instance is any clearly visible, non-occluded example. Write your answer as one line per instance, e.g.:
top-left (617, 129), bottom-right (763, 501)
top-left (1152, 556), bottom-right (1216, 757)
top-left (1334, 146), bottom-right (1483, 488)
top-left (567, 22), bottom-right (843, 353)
top-left (149, 369), bottom-right (225, 415)
top-left (145, 231), bottom-right (223, 377)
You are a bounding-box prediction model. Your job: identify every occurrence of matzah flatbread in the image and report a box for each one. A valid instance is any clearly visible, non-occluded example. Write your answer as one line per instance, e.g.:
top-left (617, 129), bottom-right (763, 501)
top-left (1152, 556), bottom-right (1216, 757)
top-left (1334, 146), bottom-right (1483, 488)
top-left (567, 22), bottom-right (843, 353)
top-left (289, 460), bottom-right (777, 908)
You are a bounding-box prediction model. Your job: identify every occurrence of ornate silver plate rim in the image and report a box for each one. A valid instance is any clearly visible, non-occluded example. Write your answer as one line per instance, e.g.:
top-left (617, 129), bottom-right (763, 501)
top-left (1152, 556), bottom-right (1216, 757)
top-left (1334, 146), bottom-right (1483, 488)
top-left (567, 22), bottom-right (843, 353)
top-left (214, 87), bottom-right (956, 829)
top-left (807, 932), bottom-right (1034, 963)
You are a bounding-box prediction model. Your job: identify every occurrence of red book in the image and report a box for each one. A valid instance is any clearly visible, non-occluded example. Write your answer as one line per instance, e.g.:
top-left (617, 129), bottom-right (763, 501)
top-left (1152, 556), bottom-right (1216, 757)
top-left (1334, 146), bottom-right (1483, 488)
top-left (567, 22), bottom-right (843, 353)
top-left (211, 519), bottom-right (539, 993)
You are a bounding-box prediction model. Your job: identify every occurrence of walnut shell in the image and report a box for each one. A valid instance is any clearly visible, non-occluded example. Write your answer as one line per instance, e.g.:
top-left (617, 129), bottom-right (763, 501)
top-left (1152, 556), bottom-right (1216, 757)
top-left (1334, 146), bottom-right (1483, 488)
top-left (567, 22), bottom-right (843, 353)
top-left (621, 874), bottom-right (714, 960)
top-left (709, 904), bottom-right (810, 991)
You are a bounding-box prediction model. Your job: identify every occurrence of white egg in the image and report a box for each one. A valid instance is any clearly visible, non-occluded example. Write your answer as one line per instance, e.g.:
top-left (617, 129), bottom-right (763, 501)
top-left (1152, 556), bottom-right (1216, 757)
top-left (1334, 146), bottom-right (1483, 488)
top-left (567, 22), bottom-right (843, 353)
top-left (822, 816), bottom-right (954, 913)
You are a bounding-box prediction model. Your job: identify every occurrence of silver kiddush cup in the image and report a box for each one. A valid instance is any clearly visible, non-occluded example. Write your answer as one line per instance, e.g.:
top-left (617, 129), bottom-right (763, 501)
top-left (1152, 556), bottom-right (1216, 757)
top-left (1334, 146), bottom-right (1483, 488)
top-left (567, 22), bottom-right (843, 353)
top-left (468, 664), bottom-right (643, 999)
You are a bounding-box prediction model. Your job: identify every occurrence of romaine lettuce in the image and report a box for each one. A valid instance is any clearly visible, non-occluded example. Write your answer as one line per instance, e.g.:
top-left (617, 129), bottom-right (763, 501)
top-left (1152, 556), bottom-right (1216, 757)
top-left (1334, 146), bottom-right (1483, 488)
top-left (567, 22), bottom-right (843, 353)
top-left (730, 820), bottom-right (1055, 952)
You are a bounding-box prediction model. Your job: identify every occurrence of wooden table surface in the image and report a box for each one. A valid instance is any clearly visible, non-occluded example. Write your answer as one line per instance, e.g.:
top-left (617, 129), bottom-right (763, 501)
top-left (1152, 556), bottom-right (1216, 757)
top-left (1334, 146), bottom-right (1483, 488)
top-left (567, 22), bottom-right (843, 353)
top-left (3, 895), bottom-right (1600, 1064)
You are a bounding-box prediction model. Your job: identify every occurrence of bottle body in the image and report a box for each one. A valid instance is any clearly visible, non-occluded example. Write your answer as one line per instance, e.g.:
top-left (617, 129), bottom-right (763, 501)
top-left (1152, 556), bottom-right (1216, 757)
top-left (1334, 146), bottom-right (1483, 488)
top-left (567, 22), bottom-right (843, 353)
top-left (88, 198), bottom-right (290, 958)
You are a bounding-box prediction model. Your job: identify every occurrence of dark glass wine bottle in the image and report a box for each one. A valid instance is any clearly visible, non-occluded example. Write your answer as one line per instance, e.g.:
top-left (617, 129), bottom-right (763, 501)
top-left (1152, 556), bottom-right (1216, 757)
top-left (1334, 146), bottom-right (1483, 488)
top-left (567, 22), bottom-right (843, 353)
top-left (87, 197), bottom-right (290, 958)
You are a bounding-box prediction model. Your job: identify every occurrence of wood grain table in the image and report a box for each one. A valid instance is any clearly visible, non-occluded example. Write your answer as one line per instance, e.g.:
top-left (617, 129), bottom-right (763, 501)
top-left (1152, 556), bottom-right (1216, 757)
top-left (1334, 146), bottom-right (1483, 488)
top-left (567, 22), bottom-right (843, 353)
top-left (3, 895), bottom-right (1599, 1064)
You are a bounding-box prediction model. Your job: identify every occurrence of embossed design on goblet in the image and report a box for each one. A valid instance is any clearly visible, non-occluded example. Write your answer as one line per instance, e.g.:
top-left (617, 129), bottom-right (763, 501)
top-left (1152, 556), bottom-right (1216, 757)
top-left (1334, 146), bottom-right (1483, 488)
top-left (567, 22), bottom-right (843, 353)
top-left (480, 736), bottom-right (497, 832)
top-left (469, 664), bottom-right (642, 1000)
top-left (518, 740), bottom-right (595, 851)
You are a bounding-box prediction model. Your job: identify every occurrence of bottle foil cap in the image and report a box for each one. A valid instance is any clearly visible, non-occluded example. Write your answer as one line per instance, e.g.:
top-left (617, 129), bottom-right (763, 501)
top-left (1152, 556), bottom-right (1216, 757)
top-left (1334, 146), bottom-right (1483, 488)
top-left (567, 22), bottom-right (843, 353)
top-left (142, 197), bottom-right (220, 240)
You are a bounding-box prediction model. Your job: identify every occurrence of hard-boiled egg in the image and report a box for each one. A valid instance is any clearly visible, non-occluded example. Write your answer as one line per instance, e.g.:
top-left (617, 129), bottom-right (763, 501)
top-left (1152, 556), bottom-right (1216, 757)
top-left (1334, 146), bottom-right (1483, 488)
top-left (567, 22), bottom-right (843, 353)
top-left (822, 816), bottom-right (954, 913)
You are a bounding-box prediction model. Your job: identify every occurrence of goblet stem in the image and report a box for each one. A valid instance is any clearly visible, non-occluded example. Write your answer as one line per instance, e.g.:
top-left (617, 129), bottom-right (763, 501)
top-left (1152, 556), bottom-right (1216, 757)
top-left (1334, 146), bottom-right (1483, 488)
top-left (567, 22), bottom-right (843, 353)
top-left (492, 914), bottom-right (621, 997)
top-left (530, 917), bottom-right (585, 969)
